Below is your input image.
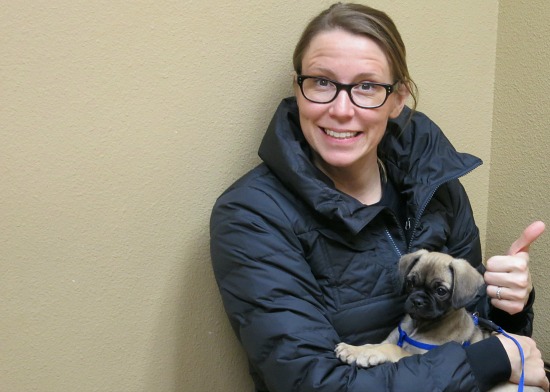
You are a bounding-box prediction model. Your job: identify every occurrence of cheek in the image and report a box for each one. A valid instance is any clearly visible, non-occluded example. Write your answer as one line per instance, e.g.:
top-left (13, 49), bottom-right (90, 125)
top-left (434, 296), bottom-right (453, 310)
top-left (357, 110), bottom-right (386, 126)
top-left (297, 98), bottom-right (323, 126)
top-left (354, 111), bottom-right (391, 139)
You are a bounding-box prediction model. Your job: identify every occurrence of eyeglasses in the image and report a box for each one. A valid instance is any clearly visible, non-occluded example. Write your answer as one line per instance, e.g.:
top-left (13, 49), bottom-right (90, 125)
top-left (296, 75), bottom-right (399, 109)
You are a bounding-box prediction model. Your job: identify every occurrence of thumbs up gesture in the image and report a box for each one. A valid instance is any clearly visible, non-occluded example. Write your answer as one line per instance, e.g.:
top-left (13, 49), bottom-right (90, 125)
top-left (484, 221), bottom-right (545, 315)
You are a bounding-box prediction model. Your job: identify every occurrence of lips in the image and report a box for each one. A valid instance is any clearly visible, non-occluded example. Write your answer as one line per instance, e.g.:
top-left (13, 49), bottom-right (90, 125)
top-left (323, 128), bottom-right (360, 139)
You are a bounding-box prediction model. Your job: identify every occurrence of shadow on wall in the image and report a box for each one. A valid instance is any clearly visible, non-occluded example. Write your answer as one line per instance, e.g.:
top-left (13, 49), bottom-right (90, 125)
top-left (144, 225), bottom-right (253, 391)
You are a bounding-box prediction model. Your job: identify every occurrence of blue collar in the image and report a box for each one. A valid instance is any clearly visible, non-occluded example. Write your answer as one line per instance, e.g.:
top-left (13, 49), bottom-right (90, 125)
top-left (397, 314), bottom-right (479, 350)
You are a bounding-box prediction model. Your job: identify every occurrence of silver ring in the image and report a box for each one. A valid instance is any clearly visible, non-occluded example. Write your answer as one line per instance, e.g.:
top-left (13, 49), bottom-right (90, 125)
top-left (496, 286), bottom-right (502, 300)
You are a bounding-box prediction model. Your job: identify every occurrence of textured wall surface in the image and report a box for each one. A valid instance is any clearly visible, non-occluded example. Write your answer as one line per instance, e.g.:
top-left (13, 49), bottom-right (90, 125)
top-left (0, 1), bottom-right (517, 391)
top-left (489, 0), bottom-right (550, 357)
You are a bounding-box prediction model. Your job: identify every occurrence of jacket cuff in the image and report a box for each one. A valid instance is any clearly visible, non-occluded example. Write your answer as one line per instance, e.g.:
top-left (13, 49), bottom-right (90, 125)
top-left (465, 336), bottom-right (511, 391)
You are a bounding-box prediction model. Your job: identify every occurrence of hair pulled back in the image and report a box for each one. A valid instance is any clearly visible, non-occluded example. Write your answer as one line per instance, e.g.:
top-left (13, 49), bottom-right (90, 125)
top-left (293, 2), bottom-right (418, 110)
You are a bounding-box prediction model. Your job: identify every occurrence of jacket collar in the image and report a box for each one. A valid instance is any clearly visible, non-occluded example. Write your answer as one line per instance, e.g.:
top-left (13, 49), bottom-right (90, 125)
top-left (258, 97), bottom-right (482, 235)
top-left (380, 108), bottom-right (482, 216)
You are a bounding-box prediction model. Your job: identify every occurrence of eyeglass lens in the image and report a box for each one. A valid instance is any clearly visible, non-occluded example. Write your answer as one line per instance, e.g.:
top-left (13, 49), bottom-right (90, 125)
top-left (301, 77), bottom-right (388, 108)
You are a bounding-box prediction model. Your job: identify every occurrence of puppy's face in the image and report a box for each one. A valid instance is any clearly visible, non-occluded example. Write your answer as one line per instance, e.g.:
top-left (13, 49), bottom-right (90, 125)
top-left (398, 250), bottom-right (485, 321)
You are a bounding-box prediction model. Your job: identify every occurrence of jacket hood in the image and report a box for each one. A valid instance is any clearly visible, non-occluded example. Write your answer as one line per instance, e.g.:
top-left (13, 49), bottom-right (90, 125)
top-left (258, 97), bottom-right (482, 234)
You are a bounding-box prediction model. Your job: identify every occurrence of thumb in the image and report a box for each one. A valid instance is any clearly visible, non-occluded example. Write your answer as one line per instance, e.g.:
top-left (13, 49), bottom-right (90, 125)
top-left (508, 221), bottom-right (546, 256)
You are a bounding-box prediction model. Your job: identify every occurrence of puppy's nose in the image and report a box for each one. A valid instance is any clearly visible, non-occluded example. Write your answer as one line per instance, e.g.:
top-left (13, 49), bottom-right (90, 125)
top-left (412, 298), bottom-right (426, 308)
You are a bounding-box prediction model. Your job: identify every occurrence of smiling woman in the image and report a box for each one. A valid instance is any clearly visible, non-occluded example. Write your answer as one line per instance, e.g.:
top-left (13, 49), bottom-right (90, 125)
top-left (293, 29), bottom-right (407, 204)
top-left (209, 3), bottom-right (548, 392)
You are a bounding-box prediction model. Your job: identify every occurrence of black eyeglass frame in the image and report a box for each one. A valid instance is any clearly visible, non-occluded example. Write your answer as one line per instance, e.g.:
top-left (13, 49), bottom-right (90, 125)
top-left (296, 75), bottom-right (399, 109)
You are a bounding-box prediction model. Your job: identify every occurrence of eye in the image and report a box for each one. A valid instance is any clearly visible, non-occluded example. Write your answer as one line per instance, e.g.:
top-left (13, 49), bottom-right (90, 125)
top-left (353, 82), bottom-right (380, 99)
top-left (436, 287), bottom-right (448, 297)
top-left (358, 82), bottom-right (374, 91)
top-left (314, 78), bottom-right (331, 88)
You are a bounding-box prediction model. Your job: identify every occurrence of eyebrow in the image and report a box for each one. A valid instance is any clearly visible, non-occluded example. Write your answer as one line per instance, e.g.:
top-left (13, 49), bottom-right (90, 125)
top-left (303, 67), bottom-right (385, 82)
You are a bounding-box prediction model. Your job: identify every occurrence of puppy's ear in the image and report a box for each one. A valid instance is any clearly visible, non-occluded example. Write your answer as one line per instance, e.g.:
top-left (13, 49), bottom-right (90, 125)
top-left (398, 249), bottom-right (428, 292)
top-left (450, 258), bottom-right (485, 309)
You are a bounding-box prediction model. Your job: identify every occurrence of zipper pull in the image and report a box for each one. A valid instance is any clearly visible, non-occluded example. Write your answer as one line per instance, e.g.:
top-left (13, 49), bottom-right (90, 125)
top-left (405, 218), bottom-right (411, 231)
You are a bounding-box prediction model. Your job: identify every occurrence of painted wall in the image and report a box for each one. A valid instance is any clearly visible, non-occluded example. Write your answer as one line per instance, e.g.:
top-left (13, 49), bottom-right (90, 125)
top-left (2, 1), bottom-right (544, 391)
top-left (488, 0), bottom-right (550, 358)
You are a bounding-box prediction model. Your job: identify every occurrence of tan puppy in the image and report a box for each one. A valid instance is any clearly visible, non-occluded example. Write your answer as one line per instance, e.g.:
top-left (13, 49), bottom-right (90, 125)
top-left (335, 250), bottom-right (543, 392)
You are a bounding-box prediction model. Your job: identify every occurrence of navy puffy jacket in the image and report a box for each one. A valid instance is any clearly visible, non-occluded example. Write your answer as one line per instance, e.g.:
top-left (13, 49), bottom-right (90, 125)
top-left (210, 97), bottom-right (534, 391)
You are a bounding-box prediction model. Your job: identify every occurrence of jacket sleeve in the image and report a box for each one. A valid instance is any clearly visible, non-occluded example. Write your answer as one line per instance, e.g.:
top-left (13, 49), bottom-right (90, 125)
top-left (442, 179), bottom-right (534, 336)
top-left (210, 185), bottom-right (484, 392)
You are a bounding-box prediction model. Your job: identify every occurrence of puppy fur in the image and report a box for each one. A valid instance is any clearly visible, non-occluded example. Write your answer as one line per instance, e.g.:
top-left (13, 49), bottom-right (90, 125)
top-left (335, 250), bottom-right (543, 392)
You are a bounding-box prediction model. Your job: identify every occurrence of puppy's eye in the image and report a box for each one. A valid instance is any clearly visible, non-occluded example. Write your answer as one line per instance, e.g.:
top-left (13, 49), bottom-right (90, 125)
top-left (436, 287), bottom-right (448, 297)
top-left (405, 278), bottom-right (415, 291)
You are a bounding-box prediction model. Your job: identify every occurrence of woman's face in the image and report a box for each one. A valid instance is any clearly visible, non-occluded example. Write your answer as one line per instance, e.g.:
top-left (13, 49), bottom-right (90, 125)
top-left (295, 29), bottom-right (407, 174)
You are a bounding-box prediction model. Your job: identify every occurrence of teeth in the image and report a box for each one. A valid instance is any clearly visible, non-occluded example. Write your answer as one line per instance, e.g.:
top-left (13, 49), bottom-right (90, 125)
top-left (324, 129), bottom-right (358, 139)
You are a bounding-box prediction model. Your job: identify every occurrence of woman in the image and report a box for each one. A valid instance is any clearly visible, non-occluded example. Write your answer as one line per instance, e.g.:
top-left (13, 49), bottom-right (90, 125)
top-left (210, 3), bottom-right (548, 391)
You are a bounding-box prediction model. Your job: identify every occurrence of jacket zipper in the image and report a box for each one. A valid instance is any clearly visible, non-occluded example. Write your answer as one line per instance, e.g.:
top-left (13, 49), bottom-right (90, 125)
top-left (385, 228), bottom-right (402, 258)
top-left (405, 163), bottom-right (482, 254)
top-left (385, 211), bottom-right (408, 258)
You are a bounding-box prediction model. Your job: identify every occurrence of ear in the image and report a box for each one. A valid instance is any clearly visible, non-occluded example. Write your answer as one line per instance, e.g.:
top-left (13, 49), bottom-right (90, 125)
top-left (450, 258), bottom-right (485, 309)
top-left (398, 249), bottom-right (428, 292)
top-left (389, 83), bottom-right (409, 119)
top-left (293, 74), bottom-right (300, 96)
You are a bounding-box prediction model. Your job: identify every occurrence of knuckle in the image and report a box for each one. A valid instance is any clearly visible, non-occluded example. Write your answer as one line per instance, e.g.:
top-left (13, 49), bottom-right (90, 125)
top-left (486, 257), bottom-right (497, 270)
top-left (516, 261), bottom-right (528, 273)
top-left (516, 276), bottom-right (529, 289)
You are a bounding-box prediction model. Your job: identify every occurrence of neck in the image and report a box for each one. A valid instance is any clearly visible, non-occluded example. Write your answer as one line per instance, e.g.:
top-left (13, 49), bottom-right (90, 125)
top-left (409, 309), bottom-right (474, 342)
top-left (313, 154), bottom-right (382, 205)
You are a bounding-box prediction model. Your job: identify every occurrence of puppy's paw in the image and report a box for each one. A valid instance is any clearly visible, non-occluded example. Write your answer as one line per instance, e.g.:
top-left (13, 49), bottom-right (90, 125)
top-left (335, 343), bottom-right (358, 364)
top-left (335, 343), bottom-right (390, 368)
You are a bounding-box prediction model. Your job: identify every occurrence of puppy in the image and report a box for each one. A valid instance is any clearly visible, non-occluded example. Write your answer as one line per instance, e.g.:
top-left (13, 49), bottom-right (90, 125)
top-left (335, 249), bottom-right (543, 392)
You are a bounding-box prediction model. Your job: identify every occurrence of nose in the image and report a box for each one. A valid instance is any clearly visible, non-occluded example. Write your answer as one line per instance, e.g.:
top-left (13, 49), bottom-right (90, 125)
top-left (411, 297), bottom-right (427, 309)
top-left (328, 89), bottom-right (355, 118)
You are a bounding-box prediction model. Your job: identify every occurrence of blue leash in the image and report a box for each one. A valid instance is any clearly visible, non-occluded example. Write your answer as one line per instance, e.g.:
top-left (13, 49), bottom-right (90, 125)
top-left (495, 327), bottom-right (526, 392)
top-left (476, 316), bottom-right (526, 392)
top-left (398, 315), bottom-right (525, 392)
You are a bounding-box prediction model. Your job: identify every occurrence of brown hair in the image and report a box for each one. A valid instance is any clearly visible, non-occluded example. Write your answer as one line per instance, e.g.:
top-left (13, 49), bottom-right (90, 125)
top-left (293, 2), bottom-right (418, 111)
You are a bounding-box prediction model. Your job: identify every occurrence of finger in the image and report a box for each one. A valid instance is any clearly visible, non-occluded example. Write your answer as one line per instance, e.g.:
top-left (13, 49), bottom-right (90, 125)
top-left (488, 284), bottom-right (504, 300)
top-left (508, 220), bottom-right (545, 256)
top-left (488, 283), bottom-right (530, 302)
top-left (486, 253), bottom-right (529, 274)
top-left (490, 297), bottom-right (524, 315)
top-left (488, 285), bottom-right (519, 302)
top-left (485, 255), bottom-right (515, 273)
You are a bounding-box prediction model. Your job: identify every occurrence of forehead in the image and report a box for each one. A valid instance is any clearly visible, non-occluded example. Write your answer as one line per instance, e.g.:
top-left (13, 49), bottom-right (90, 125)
top-left (301, 29), bottom-right (392, 81)
top-left (410, 257), bottom-right (453, 287)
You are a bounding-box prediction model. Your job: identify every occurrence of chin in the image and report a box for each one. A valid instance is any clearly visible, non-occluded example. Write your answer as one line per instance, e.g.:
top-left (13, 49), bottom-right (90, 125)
top-left (315, 150), bottom-right (371, 171)
top-left (406, 304), bottom-right (449, 321)
top-left (321, 158), bottom-right (359, 169)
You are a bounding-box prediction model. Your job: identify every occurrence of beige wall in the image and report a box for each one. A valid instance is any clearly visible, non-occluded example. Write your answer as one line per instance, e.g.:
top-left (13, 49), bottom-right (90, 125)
top-left (488, 0), bottom-right (550, 358)
top-left (0, 1), bottom-right (546, 391)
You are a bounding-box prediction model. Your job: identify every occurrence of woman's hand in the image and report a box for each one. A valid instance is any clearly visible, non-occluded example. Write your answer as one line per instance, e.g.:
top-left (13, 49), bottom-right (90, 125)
top-left (484, 221), bottom-right (545, 315)
top-left (496, 333), bottom-right (549, 391)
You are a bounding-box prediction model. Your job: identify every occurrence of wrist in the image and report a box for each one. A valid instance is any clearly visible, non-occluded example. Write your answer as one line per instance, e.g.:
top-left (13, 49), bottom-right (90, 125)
top-left (465, 336), bottom-right (511, 390)
top-left (496, 334), bottom-right (522, 383)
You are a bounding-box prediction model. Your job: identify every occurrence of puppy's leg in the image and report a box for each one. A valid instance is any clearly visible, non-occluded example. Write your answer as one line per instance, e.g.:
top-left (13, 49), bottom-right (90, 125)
top-left (335, 342), bottom-right (412, 368)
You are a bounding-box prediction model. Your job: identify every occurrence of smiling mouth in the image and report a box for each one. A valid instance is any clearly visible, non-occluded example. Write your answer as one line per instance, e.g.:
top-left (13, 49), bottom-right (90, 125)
top-left (323, 128), bottom-right (359, 139)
